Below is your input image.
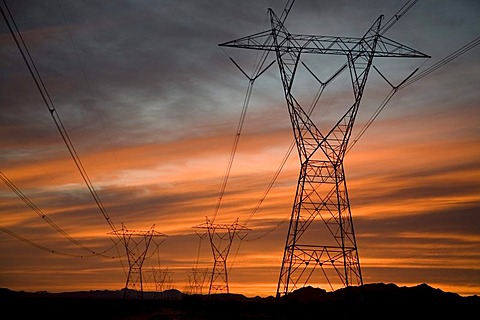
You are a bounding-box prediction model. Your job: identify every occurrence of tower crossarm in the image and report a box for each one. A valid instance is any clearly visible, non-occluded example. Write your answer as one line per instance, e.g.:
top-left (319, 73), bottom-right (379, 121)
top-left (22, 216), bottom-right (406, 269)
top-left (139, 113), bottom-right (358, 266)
top-left (219, 29), bottom-right (429, 59)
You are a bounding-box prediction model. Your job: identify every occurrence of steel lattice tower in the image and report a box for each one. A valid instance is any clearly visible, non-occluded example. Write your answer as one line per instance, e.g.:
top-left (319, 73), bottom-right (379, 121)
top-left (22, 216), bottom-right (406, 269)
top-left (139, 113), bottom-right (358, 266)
top-left (110, 224), bottom-right (167, 299)
top-left (186, 267), bottom-right (209, 294)
top-left (193, 217), bottom-right (250, 294)
top-left (146, 267), bottom-right (174, 295)
top-left (220, 8), bottom-right (428, 297)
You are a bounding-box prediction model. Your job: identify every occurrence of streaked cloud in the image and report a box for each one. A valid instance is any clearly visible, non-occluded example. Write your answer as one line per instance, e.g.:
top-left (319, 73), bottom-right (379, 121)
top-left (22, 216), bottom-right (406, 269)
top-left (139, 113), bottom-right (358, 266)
top-left (1, 0), bottom-right (479, 297)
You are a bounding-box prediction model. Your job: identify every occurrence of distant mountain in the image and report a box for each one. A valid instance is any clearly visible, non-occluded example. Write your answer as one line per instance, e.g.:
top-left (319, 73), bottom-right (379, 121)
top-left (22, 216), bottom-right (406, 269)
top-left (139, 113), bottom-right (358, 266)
top-left (0, 283), bottom-right (478, 319)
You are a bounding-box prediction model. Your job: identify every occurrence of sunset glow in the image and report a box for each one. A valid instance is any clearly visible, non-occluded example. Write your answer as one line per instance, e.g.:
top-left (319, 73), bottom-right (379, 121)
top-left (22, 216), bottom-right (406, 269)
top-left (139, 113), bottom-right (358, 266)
top-left (1, 0), bottom-right (479, 298)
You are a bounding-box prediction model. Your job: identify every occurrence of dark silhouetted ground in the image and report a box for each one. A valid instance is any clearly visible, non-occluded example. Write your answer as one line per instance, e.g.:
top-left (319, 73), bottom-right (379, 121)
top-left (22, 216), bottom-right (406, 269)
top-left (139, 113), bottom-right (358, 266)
top-left (1, 283), bottom-right (478, 319)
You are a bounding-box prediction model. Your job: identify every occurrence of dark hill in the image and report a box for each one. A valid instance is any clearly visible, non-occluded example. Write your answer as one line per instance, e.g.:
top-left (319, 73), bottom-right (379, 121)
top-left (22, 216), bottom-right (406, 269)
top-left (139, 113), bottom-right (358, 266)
top-left (0, 283), bottom-right (478, 319)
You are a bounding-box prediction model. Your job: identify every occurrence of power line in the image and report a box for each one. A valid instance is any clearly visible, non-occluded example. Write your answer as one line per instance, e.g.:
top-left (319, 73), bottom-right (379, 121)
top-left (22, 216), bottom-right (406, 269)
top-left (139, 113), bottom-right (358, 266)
top-left (1, 0), bottom-right (118, 234)
top-left (211, 25), bottom-right (277, 224)
top-left (215, 1), bottom-right (298, 280)
top-left (0, 170), bottom-right (117, 258)
top-left (56, 0), bottom-right (127, 184)
top-left (244, 78), bottom-right (330, 226)
top-left (244, 219), bottom-right (288, 242)
top-left (348, 35), bottom-right (480, 153)
top-left (399, 36), bottom-right (480, 90)
top-left (0, 226), bottom-right (120, 258)
top-left (210, 78), bottom-right (255, 223)
top-left (211, 1), bottom-right (299, 225)
top-left (380, 0), bottom-right (419, 34)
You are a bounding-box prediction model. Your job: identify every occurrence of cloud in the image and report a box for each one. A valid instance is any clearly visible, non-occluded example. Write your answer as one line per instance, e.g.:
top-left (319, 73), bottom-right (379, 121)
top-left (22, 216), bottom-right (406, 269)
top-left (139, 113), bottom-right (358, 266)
top-left (1, 0), bottom-right (479, 297)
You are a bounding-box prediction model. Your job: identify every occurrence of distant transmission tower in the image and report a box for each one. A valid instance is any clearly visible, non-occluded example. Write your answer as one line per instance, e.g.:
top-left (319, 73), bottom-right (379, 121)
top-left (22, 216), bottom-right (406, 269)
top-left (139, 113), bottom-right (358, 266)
top-left (193, 217), bottom-right (249, 294)
top-left (220, 7), bottom-right (429, 297)
top-left (146, 267), bottom-right (175, 298)
top-left (145, 267), bottom-right (171, 291)
top-left (185, 267), bottom-right (209, 294)
top-left (110, 223), bottom-right (167, 299)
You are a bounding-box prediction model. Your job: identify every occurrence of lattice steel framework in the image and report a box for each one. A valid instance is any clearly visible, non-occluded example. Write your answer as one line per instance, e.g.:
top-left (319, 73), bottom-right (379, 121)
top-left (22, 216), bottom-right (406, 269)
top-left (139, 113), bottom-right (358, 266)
top-left (220, 8), bottom-right (428, 297)
top-left (110, 223), bottom-right (167, 299)
top-left (193, 217), bottom-right (250, 294)
top-left (146, 267), bottom-right (174, 293)
top-left (186, 267), bottom-right (209, 295)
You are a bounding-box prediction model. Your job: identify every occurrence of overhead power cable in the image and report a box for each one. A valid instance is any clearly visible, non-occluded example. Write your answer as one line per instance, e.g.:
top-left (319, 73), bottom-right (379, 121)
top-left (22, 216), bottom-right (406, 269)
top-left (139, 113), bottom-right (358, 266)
top-left (279, 0), bottom-right (296, 23)
top-left (0, 170), bottom-right (118, 258)
top-left (1, 0), bottom-right (118, 234)
top-left (380, 0), bottom-right (419, 34)
top-left (216, 0), bottom-right (297, 273)
top-left (57, 0), bottom-right (126, 182)
top-left (212, 0), bottom-right (298, 225)
top-left (212, 39), bottom-right (275, 223)
top-left (244, 70), bottom-right (334, 226)
top-left (399, 36), bottom-right (480, 90)
top-left (210, 78), bottom-right (255, 223)
top-left (348, 35), bottom-right (480, 153)
top-left (0, 226), bottom-right (120, 258)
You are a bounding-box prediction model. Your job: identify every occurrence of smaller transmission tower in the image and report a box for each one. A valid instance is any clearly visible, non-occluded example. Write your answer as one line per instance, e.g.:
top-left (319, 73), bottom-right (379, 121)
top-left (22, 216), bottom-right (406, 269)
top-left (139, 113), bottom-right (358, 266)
top-left (185, 267), bottom-right (209, 294)
top-left (193, 217), bottom-right (250, 294)
top-left (110, 223), bottom-right (167, 299)
top-left (147, 267), bottom-right (175, 298)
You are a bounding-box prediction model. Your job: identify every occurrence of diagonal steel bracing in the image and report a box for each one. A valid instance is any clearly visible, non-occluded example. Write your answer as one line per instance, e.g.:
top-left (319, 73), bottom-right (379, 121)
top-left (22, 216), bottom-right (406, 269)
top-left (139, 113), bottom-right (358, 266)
top-left (219, 7), bottom-right (428, 297)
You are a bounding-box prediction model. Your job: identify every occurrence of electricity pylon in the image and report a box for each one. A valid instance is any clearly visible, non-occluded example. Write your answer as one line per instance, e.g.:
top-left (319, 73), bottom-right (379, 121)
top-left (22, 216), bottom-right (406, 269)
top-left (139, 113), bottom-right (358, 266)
top-left (193, 217), bottom-right (250, 294)
top-left (186, 267), bottom-right (209, 294)
top-left (145, 267), bottom-right (174, 293)
top-left (110, 223), bottom-right (167, 299)
top-left (219, 8), bottom-right (429, 297)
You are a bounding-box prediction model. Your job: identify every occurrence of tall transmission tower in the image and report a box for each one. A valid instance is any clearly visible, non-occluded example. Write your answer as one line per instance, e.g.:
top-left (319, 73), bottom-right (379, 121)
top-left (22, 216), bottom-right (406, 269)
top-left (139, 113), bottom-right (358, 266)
top-left (110, 223), bottom-right (167, 299)
top-left (193, 217), bottom-right (250, 294)
top-left (219, 7), bottom-right (429, 297)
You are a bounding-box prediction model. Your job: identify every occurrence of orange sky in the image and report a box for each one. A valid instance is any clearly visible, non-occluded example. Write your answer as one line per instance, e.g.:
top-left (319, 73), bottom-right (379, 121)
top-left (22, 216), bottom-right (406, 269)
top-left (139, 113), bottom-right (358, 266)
top-left (1, 0), bottom-right (479, 297)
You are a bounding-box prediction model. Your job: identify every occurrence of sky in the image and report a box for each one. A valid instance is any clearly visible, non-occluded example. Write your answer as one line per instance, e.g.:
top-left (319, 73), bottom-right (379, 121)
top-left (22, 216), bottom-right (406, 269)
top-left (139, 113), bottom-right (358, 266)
top-left (0, 0), bottom-right (479, 298)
